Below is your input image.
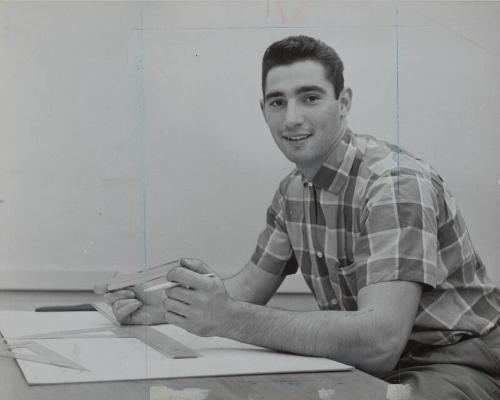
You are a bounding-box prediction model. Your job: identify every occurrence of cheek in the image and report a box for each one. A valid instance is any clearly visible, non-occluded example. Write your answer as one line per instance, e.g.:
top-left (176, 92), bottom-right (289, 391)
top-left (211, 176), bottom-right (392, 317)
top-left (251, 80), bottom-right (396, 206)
top-left (265, 112), bottom-right (283, 131)
top-left (317, 108), bottom-right (340, 132)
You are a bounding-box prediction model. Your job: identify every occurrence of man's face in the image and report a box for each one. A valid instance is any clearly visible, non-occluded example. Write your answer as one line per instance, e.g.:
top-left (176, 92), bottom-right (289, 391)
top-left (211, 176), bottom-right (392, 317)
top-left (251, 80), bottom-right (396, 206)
top-left (261, 60), bottom-right (348, 177)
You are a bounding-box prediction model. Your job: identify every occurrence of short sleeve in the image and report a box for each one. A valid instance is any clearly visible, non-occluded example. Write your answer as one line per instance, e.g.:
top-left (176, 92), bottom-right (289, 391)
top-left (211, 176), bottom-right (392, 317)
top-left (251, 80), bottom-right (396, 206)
top-left (354, 170), bottom-right (443, 291)
top-left (250, 185), bottom-right (298, 276)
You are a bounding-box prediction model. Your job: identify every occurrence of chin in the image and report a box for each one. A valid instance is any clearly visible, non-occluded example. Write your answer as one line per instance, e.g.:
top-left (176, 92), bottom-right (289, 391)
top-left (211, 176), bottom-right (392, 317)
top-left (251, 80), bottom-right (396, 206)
top-left (284, 153), bottom-right (313, 167)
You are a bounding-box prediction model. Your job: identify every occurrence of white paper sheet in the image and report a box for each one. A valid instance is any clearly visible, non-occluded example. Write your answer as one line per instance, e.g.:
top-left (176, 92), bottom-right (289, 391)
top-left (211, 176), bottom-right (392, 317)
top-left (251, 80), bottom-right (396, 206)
top-left (0, 311), bottom-right (352, 385)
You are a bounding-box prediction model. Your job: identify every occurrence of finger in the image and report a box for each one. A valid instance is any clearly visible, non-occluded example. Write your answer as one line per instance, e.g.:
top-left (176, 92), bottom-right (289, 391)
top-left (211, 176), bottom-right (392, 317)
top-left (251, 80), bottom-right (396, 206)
top-left (179, 258), bottom-right (213, 274)
top-left (132, 283), bottom-right (166, 304)
top-left (164, 311), bottom-right (187, 328)
top-left (165, 286), bottom-right (193, 305)
top-left (113, 298), bottom-right (143, 323)
top-left (127, 312), bottom-right (151, 325)
top-left (167, 266), bottom-right (215, 291)
top-left (127, 305), bottom-right (165, 325)
top-left (163, 298), bottom-right (190, 318)
top-left (104, 290), bottom-right (135, 305)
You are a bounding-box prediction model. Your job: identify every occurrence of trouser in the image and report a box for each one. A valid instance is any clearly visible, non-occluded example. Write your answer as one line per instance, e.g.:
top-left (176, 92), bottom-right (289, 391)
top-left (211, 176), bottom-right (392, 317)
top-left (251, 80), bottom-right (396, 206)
top-left (382, 326), bottom-right (500, 400)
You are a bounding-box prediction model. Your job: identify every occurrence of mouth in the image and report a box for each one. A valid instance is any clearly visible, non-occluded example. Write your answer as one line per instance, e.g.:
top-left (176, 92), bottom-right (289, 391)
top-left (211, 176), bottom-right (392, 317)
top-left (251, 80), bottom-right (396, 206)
top-left (282, 133), bottom-right (312, 142)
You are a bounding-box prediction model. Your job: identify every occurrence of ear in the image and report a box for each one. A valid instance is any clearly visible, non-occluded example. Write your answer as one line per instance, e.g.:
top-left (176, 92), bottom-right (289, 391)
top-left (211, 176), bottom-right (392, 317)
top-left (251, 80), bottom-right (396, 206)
top-left (338, 87), bottom-right (353, 118)
top-left (259, 99), bottom-right (267, 121)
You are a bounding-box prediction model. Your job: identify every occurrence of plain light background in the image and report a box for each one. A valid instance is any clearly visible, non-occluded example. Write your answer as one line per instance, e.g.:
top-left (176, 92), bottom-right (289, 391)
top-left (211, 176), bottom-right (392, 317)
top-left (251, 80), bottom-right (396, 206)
top-left (1, 1), bottom-right (499, 290)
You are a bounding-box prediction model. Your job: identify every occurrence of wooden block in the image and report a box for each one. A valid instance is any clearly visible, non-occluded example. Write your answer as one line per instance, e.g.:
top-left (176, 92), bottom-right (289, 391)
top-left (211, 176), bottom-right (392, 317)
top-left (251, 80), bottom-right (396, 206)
top-left (94, 260), bottom-right (180, 293)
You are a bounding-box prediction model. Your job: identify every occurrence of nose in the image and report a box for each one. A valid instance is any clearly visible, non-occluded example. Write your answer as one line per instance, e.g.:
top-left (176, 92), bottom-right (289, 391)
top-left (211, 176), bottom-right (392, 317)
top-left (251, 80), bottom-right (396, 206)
top-left (284, 101), bottom-right (304, 129)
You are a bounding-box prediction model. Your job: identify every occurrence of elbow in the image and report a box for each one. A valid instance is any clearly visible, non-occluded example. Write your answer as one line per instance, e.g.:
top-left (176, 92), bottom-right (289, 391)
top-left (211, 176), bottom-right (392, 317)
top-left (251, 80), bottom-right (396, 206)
top-left (360, 350), bottom-right (401, 377)
top-left (356, 331), bottom-right (407, 376)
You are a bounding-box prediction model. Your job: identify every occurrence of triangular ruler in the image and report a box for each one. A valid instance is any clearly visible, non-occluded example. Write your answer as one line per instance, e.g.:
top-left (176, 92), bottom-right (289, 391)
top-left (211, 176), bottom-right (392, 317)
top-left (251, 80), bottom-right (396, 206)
top-left (0, 341), bottom-right (88, 371)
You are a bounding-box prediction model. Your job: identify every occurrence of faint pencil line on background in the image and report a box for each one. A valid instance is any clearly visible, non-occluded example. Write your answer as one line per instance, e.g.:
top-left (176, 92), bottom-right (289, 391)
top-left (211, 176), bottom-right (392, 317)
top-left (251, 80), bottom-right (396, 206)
top-left (395, 5), bottom-right (401, 196)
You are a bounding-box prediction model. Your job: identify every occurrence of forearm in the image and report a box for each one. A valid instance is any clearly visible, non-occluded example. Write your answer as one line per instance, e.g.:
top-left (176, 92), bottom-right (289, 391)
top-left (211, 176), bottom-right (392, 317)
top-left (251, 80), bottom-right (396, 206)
top-left (222, 262), bottom-right (284, 305)
top-left (222, 300), bottom-right (399, 374)
top-left (164, 263), bottom-right (420, 375)
top-left (223, 274), bottom-right (270, 305)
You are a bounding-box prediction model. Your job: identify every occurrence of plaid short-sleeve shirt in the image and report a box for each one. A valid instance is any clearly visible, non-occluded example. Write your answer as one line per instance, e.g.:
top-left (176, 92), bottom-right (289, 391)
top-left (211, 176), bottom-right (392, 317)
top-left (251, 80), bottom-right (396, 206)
top-left (251, 128), bottom-right (500, 346)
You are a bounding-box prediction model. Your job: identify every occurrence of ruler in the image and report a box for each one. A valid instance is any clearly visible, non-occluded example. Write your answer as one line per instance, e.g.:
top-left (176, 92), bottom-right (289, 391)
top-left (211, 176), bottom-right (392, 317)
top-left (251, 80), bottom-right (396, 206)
top-left (124, 326), bottom-right (200, 359)
top-left (92, 302), bottom-right (200, 359)
top-left (7, 326), bottom-right (128, 340)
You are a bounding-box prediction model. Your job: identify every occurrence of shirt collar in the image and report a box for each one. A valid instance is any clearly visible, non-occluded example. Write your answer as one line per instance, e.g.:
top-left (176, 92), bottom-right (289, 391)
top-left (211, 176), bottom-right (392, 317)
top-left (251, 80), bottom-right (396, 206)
top-left (301, 126), bottom-right (358, 194)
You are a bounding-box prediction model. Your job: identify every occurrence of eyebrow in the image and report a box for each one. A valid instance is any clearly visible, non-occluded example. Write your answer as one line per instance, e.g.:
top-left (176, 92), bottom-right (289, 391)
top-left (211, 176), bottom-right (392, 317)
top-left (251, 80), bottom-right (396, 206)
top-left (264, 85), bottom-right (327, 102)
top-left (264, 90), bottom-right (285, 102)
top-left (296, 85), bottom-right (327, 95)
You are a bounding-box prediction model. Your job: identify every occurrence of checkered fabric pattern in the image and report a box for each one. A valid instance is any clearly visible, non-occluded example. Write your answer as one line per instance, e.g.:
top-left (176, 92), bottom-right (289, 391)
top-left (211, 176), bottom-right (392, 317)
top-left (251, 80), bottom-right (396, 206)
top-left (251, 128), bottom-right (500, 346)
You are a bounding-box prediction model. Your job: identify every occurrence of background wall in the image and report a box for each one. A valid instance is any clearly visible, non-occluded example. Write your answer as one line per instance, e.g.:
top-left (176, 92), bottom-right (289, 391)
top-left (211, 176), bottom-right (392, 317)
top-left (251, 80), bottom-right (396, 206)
top-left (1, 1), bottom-right (499, 290)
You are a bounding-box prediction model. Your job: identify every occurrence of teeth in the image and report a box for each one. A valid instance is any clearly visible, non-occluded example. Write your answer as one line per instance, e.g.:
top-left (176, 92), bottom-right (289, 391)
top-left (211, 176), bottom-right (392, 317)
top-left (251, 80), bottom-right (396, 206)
top-left (285, 135), bottom-right (310, 141)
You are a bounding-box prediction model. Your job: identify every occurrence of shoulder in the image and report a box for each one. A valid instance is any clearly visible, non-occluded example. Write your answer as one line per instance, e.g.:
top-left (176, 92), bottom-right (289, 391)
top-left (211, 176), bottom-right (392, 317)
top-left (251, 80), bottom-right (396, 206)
top-left (354, 134), bottom-right (427, 177)
top-left (354, 135), bottom-right (442, 194)
top-left (351, 133), bottom-right (443, 205)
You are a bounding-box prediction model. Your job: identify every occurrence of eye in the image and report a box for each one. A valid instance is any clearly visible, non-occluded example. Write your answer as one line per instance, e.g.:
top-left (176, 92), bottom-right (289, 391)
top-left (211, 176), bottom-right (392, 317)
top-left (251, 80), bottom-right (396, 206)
top-left (303, 94), bottom-right (320, 104)
top-left (268, 98), bottom-right (285, 108)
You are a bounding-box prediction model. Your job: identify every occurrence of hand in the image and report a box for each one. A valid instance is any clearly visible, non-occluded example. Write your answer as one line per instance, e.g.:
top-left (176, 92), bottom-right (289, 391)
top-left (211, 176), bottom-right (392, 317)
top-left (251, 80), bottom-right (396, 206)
top-left (104, 283), bottom-right (167, 325)
top-left (163, 258), bottom-right (234, 337)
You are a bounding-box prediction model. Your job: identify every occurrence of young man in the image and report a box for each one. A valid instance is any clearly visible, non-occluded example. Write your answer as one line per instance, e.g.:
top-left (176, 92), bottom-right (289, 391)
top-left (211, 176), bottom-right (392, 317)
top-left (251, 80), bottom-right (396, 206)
top-left (106, 36), bottom-right (500, 399)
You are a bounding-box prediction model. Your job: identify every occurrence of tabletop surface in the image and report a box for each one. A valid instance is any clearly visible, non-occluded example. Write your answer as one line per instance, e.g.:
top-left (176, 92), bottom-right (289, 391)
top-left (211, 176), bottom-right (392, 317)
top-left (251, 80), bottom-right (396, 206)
top-left (0, 291), bottom-right (389, 400)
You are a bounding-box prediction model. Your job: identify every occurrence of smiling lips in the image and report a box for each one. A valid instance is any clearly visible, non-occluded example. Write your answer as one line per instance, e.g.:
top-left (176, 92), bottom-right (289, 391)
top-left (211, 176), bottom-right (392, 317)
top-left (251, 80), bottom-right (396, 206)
top-left (283, 133), bottom-right (312, 142)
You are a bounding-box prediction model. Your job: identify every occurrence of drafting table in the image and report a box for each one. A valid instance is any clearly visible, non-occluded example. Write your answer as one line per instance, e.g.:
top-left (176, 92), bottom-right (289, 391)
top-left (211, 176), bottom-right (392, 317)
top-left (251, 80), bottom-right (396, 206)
top-left (0, 291), bottom-right (389, 400)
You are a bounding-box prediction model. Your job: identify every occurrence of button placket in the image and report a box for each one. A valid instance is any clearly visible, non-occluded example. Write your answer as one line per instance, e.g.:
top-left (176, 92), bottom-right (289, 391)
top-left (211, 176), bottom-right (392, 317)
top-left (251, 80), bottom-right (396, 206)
top-left (303, 182), bottom-right (328, 307)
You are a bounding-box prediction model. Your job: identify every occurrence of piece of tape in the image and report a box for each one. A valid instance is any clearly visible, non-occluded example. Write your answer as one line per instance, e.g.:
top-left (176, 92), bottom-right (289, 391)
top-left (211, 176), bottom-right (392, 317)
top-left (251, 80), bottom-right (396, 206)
top-left (150, 386), bottom-right (210, 400)
top-left (318, 388), bottom-right (336, 400)
top-left (386, 384), bottom-right (412, 400)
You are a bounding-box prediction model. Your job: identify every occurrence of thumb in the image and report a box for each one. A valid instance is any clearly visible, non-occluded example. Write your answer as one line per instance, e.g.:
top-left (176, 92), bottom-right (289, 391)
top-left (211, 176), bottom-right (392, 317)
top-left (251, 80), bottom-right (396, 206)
top-left (179, 258), bottom-right (213, 275)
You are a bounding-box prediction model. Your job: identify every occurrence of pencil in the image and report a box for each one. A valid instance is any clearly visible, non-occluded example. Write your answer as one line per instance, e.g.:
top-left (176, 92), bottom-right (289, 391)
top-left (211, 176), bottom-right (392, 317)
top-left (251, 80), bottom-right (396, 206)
top-left (144, 273), bottom-right (215, 293)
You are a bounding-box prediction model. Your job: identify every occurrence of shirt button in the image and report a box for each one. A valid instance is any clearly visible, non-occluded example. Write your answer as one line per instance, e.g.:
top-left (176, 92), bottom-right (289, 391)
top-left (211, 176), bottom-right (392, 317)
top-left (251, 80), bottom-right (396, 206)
top-left (316, 251), bottom-right (323, 258)
top-left (330, 299), bottom-right (338, 305)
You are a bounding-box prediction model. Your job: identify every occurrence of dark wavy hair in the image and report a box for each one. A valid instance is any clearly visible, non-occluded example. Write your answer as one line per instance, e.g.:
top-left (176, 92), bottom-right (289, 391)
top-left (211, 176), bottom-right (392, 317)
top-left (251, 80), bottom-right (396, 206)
top-left (262, 35), bottom-right (344, 99)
